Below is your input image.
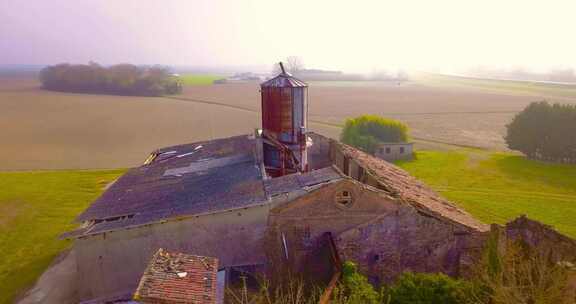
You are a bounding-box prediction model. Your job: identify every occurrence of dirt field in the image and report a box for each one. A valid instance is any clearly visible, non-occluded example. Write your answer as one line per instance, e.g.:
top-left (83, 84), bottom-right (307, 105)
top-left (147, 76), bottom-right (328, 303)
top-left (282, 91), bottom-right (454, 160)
top-left (1, 76), bottom-right (575, 170)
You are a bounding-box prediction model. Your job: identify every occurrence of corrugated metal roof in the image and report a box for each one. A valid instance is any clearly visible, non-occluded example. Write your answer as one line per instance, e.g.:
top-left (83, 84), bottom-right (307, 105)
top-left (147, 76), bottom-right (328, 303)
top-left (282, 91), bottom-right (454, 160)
top-left (264, 167), bottom-right (343, 197)
top-left (74, 135), bottom-right (259, 224)
top-left (134, 248), bottom-right (218, 304)
top-left (62, 160), bottom-right (267, 238)
top-left (260, 73), bottom-right (307, 88)
top-left (62, 134), bottom-right (342, 239)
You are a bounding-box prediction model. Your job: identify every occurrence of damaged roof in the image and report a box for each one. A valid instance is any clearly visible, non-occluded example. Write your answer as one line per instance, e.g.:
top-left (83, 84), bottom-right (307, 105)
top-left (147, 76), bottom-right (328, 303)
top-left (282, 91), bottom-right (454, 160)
top-left (134, 248), bottom-right (218, 304)
top-left (63, 134), bottom-right (343, 239)
top-left (264, 166), bottom-right (343, 197)
top-left (336, 141), bottom-right (489, 232)
top-left (64, 129), bottom-right (487, 239)
top-left (64, 135), bottom-right (267, 238)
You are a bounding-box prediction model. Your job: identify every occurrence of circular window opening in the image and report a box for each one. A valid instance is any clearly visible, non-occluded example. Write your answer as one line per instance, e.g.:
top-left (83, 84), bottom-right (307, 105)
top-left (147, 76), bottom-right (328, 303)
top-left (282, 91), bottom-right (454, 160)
top-left (335, 190), bottom-right (353, 208)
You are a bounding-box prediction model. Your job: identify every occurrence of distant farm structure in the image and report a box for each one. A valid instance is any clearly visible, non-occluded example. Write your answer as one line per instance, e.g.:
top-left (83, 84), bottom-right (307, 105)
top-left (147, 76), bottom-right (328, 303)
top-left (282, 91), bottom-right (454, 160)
top-left (374, 142), bottom-right (414, 162)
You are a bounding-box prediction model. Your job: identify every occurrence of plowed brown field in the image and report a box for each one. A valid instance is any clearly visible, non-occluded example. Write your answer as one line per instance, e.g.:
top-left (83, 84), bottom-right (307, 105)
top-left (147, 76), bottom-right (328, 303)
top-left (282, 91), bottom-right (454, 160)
top-left (1, 76), bottom-right (575, 170)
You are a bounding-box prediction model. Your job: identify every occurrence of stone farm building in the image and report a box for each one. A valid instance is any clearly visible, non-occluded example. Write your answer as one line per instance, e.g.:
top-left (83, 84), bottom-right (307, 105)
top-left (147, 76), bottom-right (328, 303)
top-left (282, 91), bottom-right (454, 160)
top-left (63, 64), bottom-right (576, 303)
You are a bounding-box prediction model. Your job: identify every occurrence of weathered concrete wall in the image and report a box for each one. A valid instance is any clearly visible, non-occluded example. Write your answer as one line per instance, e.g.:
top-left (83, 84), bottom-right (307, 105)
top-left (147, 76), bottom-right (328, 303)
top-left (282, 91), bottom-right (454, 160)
top-left (504, 216), bottom-right (576, 263)
top-left (267, 178), bottom-right (486, 285)
top-left (267, 179), bottom-right (399, 282)
top-left (374, 143), bottom-right (414, 162)
top-left (337, 207), bottom-right (485, 284)
top-left (16, 249), bottom-right (79, 304)
top-left (75, 203), bottom-right (272, 301)
top-left (308, 133), bottom-right (332, 170)
top-left (330, 142), bottom-right (367, 183)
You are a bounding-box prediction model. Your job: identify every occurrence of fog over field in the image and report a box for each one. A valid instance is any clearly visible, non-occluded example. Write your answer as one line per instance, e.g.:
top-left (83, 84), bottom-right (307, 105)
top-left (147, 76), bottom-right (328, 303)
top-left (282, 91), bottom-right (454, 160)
top-left (3, 0), bottom-right (576, 74)
top-left (2, 76), bottom-right (575, 170)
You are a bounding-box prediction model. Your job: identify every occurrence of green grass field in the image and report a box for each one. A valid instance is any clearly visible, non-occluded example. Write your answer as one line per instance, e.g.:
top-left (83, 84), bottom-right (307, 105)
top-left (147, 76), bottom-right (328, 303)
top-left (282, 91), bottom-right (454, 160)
top-left (397, 150), bottom-right (576, 237)
top-left (414, 73), bottom-right (576, 98)
top-left (2, 150), bottom-right (575, 303)
top-left (179, 74), bottom-right (224, 86)
top-left (0, 169), bottom-right (125, 304)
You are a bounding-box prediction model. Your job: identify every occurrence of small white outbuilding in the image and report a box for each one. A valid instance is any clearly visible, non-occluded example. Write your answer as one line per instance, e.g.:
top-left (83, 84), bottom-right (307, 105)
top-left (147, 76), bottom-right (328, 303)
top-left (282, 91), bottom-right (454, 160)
top-left (374, 142), bottom-right (414, 162)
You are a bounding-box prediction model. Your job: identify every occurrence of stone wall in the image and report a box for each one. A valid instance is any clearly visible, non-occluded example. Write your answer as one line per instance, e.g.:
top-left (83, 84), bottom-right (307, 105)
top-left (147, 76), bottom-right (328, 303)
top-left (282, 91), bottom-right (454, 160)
top-left (337, 206), bottom-right (486, 284)
top-left (75, 203), bottom-right (272, 301)
top-left (504, 215), bottom-right (576, 263)
top-left (266, 178), bottom-right (486, 285)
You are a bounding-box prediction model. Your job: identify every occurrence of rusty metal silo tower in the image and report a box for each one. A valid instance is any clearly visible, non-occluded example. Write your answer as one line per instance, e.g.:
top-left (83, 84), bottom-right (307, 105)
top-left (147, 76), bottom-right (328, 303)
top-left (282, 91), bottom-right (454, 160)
top-left (260, 62), bottom-right (308, 177)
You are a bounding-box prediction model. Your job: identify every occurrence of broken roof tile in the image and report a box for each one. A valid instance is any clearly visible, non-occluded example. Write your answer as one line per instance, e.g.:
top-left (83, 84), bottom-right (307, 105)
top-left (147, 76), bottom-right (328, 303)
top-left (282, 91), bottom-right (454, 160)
top-left (134, 248), bottom-right (218, 304)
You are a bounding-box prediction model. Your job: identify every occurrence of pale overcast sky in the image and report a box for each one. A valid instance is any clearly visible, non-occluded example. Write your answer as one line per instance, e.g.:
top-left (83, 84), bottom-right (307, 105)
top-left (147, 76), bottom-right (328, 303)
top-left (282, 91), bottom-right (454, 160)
top-left (1, 0), bottom-right (575, 72)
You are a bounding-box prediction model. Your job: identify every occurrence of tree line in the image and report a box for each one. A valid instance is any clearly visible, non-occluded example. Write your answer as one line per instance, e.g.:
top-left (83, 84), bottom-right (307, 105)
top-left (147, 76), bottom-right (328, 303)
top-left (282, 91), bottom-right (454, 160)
top-left (39, 63), bottom-right (182, 96)
top-left (506, 101), bottom-right (576, 163)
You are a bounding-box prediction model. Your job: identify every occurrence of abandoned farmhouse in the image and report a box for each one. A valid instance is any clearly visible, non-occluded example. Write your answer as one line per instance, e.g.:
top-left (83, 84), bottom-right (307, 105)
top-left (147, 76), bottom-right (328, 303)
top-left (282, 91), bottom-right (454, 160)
top-left (62, 64), bottom-right (576, 303)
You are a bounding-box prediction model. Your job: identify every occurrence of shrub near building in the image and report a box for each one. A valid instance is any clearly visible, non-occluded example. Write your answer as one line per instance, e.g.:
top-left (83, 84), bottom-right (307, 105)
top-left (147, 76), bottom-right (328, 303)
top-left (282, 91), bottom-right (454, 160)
top-left (506, 101), bottom-right (576, 163)
top-left (340, 115), bottom-right (408, 154)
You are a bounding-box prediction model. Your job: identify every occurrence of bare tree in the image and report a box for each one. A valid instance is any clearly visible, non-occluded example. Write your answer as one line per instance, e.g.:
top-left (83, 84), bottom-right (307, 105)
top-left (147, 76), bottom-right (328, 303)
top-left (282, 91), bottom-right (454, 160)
top-left (271, 57), bottom-right (304, 75)
top-left (286, 56), bottom-right (304, 74)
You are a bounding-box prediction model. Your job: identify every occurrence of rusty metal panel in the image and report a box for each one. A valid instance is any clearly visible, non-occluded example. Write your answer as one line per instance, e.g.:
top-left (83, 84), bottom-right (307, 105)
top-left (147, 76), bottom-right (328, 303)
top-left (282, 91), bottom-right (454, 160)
top-left (280, 88), bottom-right (293, 134)
top-left (261, 87), bottom-right (282, 133)
top-left (293, 87), bottom-right (304, 135)
top-left (260, 68), bottom-right (310, 175)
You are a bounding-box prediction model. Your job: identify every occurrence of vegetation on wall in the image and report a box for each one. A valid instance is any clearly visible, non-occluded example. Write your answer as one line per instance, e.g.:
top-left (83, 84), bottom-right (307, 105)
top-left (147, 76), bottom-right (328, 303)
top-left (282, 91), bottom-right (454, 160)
top-left (40, 62), bottom-right (182, 96)
top-left (386, 272), bottom-right (480, 304)
top-left (506, 101), bottom-right (576, 163)
top-left (333, 261), bottom-right (384, 304)
top-left (474, 233), bottom-right (573, 304)
top-left (340, 115), bottom-right (409, 154)
top-left (227, 253), bottom-right (573, 304)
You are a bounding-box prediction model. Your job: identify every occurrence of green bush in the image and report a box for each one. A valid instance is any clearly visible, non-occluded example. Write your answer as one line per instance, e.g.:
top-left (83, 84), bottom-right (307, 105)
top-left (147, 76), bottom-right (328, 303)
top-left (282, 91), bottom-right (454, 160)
top-left (387, 272), bottom-right (478, 304)
top-left (506, 101), bottom-right (576, 163)
top-left (333, 261), bottom-right (383, 304)
top-left (340, 115), bottom-right (408, 154)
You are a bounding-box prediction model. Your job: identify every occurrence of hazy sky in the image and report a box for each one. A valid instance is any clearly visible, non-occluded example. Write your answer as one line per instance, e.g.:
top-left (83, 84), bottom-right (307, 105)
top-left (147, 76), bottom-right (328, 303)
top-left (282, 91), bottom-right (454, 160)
top-left (1, 0), bottom-right (575, 73)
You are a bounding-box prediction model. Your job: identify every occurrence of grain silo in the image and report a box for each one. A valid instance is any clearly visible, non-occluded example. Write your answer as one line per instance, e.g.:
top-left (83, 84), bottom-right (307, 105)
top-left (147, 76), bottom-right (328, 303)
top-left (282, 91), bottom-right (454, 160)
top-left (260, 62), bottom-right (308, 177)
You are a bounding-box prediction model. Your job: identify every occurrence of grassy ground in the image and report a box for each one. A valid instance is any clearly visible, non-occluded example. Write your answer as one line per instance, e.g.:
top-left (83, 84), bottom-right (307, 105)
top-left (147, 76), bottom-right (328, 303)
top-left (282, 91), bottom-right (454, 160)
top-left (179, 74), bottom-right (224, 85)
top-left (414, 73), bottom-right (576, 98)
top-left (397, 150), bottom-right (576, 237)
top-left (0, 169), bottom-right (125, 304)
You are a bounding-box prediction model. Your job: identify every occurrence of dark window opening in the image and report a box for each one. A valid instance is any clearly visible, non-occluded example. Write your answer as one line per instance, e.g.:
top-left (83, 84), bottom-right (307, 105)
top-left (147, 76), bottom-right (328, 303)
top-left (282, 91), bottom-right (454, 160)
top-left (385, 147), bottom-right (391, 154)
top-left (358, 166), bottom-right (365, 181)
top-left (374, 254), bottom-right (380, 261)
top-left (400, 147), bottom-right (405, 154)
top-left (293, 226), bottom-right (311, 240)
top-left (293, 226), bottom-right (312, 249)
top-left (336, 190), bottom-right (353, 207)
top-left (263, 144), bottom-right (281, 167)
